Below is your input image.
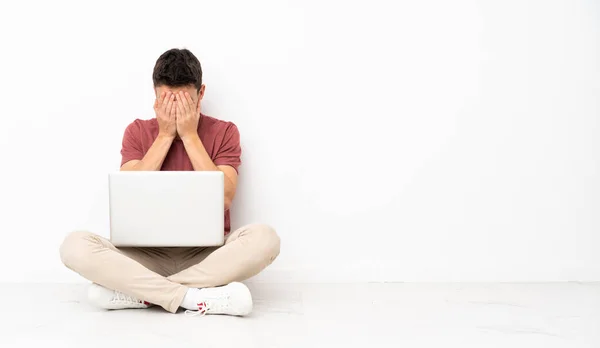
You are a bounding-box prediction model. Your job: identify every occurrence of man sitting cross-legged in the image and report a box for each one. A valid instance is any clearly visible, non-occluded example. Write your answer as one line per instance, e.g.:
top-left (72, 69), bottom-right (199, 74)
top-left (59, 48), bottom-right (280, 316)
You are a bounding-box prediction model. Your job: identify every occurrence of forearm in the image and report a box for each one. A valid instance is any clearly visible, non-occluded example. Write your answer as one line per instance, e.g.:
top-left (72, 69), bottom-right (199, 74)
top-left (124, 134), bottom-right (175, 171)
top-left (181, 134), bottom-right (219, 171)
top-left (182, 134), bottom-right (236, 210)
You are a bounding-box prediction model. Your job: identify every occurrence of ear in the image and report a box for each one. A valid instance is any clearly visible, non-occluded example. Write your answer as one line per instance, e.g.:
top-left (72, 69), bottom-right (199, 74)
top-left (198, 84), bottom-right (206, 101)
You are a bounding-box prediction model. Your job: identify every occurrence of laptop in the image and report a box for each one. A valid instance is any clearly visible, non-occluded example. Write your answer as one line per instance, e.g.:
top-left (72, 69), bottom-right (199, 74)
top-left (108, 171), bottom-right (224, 247)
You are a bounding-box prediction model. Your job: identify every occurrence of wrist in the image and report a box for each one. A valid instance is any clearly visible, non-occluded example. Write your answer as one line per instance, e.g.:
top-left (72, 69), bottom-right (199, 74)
top-left (180, 132), bottom-right (200, 143)
top-left (157, 133), bottom-right (176, 142)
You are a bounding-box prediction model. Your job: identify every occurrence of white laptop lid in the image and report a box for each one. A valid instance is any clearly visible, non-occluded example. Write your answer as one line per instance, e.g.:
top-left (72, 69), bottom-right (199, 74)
top-left (108, 171), bottom-right (224, 247)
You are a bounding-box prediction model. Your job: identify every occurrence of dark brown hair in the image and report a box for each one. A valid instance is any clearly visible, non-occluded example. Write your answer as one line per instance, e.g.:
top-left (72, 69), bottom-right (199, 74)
top-left (152, 48), bottom-right (202, 91)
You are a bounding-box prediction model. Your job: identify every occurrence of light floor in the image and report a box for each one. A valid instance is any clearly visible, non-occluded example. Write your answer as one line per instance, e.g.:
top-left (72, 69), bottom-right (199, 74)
top-left (1, 283), bottom-right (599, 348)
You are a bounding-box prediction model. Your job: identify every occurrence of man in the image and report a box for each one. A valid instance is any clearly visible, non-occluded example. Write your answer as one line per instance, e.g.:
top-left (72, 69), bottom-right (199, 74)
top-left (59, 48), bottom-right (280, 316)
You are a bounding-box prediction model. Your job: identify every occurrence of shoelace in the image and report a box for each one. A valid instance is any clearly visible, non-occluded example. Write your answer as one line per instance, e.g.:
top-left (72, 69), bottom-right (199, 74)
top-left (112, 291), bottom-right (145, 306)
top-left (183, 290), bottom-right (233, 317)
top-left (185, 302), bottom-right (208, 317)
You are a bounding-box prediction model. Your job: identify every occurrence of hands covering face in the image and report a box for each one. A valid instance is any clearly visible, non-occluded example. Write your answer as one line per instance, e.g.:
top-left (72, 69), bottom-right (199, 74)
top-left (175, 91), bottom-right (201, 139)
top-left (154, 91), bottom-right (200, 139)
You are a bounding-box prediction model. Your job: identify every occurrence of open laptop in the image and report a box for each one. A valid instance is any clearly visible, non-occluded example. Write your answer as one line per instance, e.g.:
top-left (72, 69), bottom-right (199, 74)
top-left (108, 171), bottom-right (224, 247)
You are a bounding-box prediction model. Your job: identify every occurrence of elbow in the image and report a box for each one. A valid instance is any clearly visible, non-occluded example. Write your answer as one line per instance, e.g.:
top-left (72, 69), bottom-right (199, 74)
top-left (224, 197), bottom-right (233, 211)
top-left (120, 160), bottom-right (143, 171)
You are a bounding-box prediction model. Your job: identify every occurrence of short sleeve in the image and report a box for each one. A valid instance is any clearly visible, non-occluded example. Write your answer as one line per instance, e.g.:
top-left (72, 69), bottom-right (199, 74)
top-left (213, 123), bottom-right (242, 172)
top-left (120, 121), bottom-right (144, 166)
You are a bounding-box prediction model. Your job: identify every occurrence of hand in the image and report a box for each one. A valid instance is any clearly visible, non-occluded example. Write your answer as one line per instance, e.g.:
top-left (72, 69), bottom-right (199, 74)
top-left (176, 91), bottom-right (201, 140)
top-left (154, 91), bottom-right (177, 138)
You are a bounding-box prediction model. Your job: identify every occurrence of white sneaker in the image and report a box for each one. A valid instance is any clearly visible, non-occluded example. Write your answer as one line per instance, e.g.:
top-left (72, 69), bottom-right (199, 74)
top-left (87, 283), bottom-right (151, 310)
top-left (185, 282), bottom-right (253, 316)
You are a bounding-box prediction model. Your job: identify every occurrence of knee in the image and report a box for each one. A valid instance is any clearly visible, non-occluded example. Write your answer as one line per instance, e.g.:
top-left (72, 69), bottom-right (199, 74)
top-left (247, 224), bottom-right (281, 260)
top-left (59, 231), bottom-right (99, 271)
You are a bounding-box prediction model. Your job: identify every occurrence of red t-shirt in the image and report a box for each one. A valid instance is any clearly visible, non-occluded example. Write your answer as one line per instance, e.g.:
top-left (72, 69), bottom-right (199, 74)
top-left (120, 114), bottom-right (242, 233)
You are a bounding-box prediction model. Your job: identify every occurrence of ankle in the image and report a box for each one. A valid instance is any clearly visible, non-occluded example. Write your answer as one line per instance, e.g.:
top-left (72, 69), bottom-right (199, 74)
top-left (180, 288), bottom-right (202, 311)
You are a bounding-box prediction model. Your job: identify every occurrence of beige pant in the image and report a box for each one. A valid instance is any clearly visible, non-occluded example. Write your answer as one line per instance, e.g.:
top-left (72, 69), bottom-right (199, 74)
top-left (59, 224), bottom-right (280, 313)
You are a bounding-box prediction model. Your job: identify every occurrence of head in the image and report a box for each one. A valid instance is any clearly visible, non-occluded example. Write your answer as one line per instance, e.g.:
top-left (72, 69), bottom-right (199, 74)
top-left (152, 48), bottom-right (205, 107)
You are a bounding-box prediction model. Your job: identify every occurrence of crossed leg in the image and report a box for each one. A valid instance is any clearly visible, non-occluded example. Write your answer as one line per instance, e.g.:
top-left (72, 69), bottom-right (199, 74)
top-left (59, 224), bottom-right (280, 313)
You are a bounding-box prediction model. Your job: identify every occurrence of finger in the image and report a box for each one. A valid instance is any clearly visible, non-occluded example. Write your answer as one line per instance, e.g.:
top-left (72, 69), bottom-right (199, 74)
top-left (165, 93), bottom-right (175, 115)
top-left (184, 92), bottom-right (195, 114)
top-left (177, 100), bottom-right (185, 122)
top-left (176, 100), bottom-right (182, 119)
top-left (161, 92), bottom-right (172, 111)
top-left (159, 91), bottom-right (171, 107)
top-left (176, 96), bottom-right (187, 117)
top-left (178, 91), bottom-right (190, 113)
top-left (171, 101), bottom-right (177, 120)
top-left (154, 92), bottom-right (163, 110)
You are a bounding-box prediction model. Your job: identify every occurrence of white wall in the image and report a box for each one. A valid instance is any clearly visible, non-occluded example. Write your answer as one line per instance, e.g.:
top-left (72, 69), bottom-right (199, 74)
top-left (0, 0), bottom-right (598, 283)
